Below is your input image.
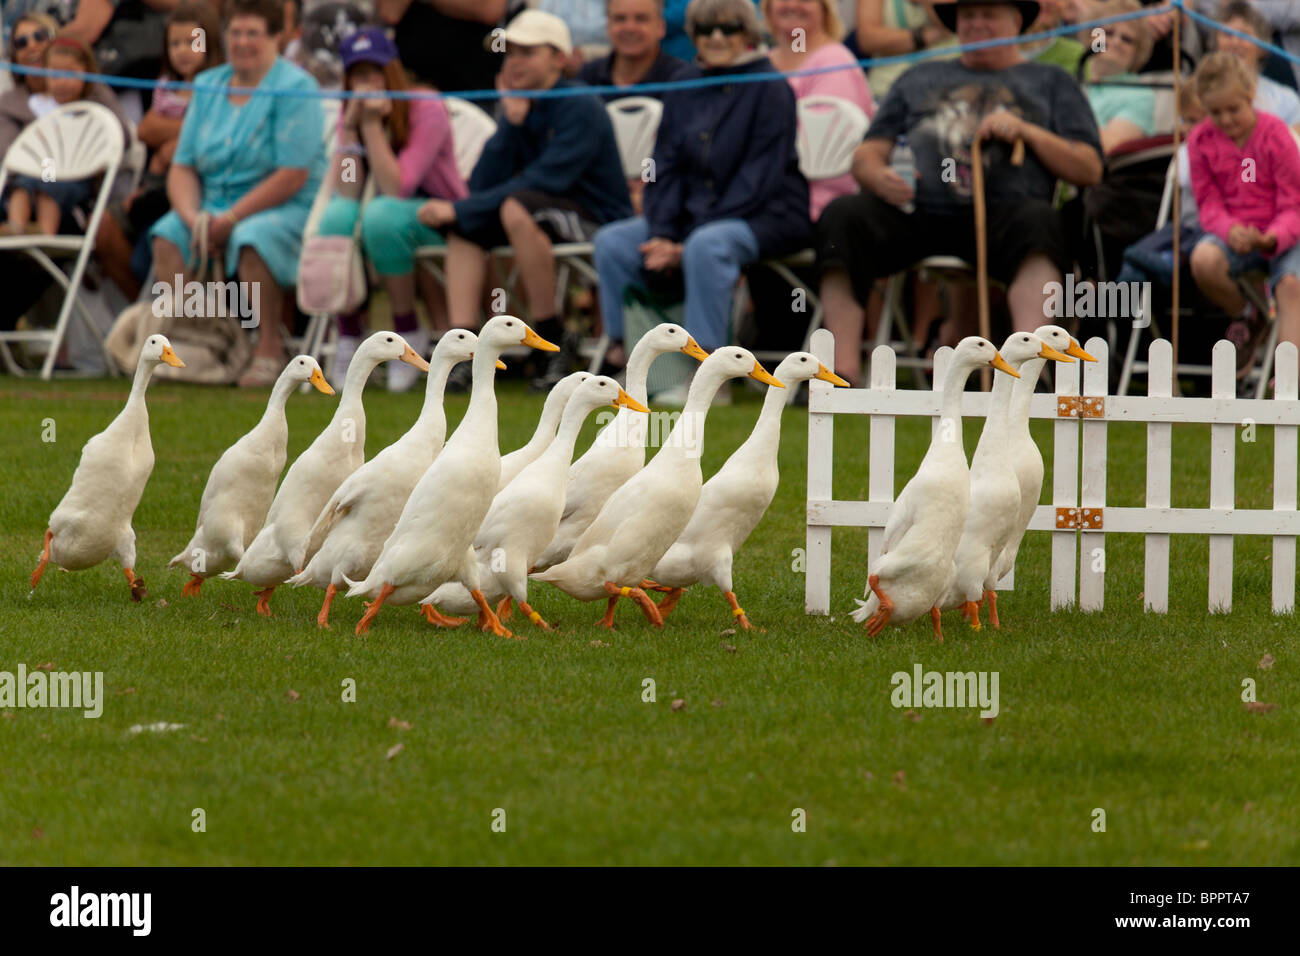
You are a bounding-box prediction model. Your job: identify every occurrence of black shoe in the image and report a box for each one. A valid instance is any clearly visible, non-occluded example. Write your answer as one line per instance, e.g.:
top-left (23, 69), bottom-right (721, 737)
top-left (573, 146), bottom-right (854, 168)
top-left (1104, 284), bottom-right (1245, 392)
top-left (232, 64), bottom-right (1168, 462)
top-left (445, 361), bottom-right (473, 393)
top-left (529, 330), bottom-right (579, 392)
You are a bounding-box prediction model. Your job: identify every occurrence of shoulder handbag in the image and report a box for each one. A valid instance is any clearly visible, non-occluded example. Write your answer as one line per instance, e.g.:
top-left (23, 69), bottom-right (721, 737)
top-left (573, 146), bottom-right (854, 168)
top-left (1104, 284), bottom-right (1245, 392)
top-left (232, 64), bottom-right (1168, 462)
top-left (297, 200), bottom-right (367, 315)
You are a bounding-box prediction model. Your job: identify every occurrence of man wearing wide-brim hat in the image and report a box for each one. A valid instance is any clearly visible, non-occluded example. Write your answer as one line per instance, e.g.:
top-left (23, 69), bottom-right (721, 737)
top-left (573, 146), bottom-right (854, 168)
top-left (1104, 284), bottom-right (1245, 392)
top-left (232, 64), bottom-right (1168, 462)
top-left (813, 0), bottom-right (1105, 386)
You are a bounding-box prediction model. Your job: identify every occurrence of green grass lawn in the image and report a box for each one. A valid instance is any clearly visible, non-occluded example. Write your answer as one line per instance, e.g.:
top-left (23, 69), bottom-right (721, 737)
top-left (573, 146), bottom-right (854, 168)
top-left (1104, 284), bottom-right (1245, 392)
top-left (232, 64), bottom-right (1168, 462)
top-left (1, 375), bottom-right (1296, 865)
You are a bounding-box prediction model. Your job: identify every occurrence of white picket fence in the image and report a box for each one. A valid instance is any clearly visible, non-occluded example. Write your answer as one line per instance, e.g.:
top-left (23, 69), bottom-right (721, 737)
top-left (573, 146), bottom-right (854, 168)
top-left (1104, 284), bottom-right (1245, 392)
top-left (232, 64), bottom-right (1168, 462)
top-left (804, 328), bottom-right (1300, 616)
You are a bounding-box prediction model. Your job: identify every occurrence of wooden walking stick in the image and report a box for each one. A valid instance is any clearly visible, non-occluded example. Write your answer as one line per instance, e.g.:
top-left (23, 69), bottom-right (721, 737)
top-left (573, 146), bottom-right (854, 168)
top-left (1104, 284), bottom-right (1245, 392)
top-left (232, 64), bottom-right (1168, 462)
top-left (971, 132), bottom-right (1025, 390)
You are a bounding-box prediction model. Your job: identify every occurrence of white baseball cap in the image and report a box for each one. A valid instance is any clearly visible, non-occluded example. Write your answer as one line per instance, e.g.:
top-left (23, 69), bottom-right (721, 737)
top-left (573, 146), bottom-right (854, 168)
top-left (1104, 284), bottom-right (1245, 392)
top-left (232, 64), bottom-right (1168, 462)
top-left (490, 9), bottom-right (573, 56)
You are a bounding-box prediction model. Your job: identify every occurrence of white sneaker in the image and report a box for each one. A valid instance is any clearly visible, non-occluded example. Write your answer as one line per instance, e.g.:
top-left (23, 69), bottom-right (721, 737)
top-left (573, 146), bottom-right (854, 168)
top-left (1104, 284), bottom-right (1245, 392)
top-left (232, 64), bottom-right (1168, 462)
top-left (332, 334), bottom-right (361, 385)
top-left (387, 328), bottom-right (430, 393)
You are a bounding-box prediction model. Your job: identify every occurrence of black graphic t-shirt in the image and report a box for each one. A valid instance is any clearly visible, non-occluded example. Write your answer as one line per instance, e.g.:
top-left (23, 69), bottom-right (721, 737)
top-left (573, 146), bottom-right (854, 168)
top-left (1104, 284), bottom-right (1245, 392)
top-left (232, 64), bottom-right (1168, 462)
top-left (866, 58), bottom-right (1102, 212)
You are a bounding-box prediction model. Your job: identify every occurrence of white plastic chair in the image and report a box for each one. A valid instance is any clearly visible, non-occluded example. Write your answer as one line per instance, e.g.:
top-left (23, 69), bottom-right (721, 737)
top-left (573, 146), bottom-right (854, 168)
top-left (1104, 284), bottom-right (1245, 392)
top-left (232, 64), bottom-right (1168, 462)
top-left (412, 97), bottom-right (497, 276)
top-left (606, 96), bottom-right (663, 180)
top-left (795, 95), bottom-right (869, 181)
top-left (0, 102), bottom-right (124, 379)
top-left (445, 96), bottom-right (496, 183)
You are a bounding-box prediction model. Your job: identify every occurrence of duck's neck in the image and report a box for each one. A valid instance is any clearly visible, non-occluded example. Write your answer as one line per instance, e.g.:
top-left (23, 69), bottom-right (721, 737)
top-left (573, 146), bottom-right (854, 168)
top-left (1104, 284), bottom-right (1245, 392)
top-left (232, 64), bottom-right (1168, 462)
top-left (937, 360), bottom-right (978, 436)
top-left (257, 374), bottom-right (297, 428)
top-left (624, 346), bottom-right (660, 406)
top-left (516, 383), bottom-right (567, 456)
top-left (460, 349), bottom-right (501, 443)
top-left (127, 358), bottom-right (158, 409)
top-left (412, 356), bottom-right (456, 433)
top-left (979, 362), bottom-right (1019, 446)
top-left (659, 367), bottom-right (725, 462)
top-left (1008, 357), bottom-right (1045, 437)
top-left (335, 347), bottom-right (380, 423)
top-left (541, 403), bottom-right (594, 468)
top-left (748, 380), bottom-right (791, 449)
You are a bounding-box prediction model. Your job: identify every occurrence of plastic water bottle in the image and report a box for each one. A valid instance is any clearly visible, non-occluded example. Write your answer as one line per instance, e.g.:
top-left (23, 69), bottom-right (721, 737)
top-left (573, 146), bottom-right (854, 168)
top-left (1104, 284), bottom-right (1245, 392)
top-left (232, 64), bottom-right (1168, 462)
top-left (890, 137), bottom-right (917, 214)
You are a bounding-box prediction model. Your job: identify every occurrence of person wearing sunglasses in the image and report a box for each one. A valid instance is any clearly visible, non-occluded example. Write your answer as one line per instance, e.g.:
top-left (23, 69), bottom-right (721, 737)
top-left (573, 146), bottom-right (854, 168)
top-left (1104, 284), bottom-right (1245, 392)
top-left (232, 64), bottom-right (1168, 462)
top-left (592, 0), bottom-right (811, 404)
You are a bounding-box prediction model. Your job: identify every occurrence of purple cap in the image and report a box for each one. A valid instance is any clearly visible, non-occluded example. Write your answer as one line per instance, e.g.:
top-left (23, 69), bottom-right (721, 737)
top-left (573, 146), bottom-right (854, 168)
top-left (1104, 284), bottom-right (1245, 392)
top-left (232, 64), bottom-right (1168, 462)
top-left (340, 27), bottom-right (398, 72)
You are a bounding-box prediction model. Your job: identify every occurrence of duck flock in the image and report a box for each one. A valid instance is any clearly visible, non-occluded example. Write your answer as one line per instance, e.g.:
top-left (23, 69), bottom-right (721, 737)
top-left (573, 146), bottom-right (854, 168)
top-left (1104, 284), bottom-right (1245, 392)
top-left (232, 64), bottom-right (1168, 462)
top-left (27, 316), bottom-right (1093, 640)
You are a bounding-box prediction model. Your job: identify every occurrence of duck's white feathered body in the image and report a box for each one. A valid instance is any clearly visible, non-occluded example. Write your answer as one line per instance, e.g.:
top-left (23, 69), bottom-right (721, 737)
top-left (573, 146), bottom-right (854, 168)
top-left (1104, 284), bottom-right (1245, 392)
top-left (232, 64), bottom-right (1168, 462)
top-left (428, 375), bottom-right (641, 617)
top-left (533, 324), bottom-right (707, 570)
top-left (288, 332), bottom-right (473, 594)
top-left (347, 316), bottom-right (560, 634)
top-left (939, 333), bottom-right (1068, 614)
top-left (221, 332), bottom-right (427, 593)
top-left (33, 335), bottom-right (184, 595)
top-left (169, 356), bottom-right (330, 583)
top-left (534, 348), bottom-right (779, 606)
top-left (992, 327), bottom-right (1095, 585)
top-left (496, 371), bottom-right (588, 492)
top-left (652, 352), bottom-right (847, 596)
top-left (850, 337), bottom-right (1015, 635)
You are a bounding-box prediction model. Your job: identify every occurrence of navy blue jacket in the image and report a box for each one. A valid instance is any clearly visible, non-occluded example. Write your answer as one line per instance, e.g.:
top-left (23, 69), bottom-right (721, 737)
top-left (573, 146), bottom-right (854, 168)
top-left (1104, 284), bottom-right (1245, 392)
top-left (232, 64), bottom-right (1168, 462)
top-left (454, 79), bottom-right (633, 235)
top-left (643, 56), bottom-right (810, 257)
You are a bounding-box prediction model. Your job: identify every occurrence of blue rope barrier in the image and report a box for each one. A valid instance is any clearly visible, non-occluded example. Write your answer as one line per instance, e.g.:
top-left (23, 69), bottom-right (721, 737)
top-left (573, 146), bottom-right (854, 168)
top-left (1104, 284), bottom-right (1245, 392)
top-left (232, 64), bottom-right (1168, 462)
top-left (0, 2), bottom-right (1195, 102)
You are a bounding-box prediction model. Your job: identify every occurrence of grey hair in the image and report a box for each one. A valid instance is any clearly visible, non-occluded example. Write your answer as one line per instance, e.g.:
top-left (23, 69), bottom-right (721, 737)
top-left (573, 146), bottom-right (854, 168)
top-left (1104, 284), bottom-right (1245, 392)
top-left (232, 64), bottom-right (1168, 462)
top-left (684, 0), bottom-right (763, 48)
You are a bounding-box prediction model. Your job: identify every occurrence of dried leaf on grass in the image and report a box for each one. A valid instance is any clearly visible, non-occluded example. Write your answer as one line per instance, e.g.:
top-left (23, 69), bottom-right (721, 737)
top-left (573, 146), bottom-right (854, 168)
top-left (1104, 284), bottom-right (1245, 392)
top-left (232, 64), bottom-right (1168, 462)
top-left (386, 743), bottom-right (404, 760)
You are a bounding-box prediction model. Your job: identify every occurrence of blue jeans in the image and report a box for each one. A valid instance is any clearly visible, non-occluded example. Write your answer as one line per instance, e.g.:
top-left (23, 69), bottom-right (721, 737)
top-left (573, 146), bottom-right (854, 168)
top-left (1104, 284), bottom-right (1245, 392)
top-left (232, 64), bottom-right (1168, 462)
top-left (594, 216), bottom-right (759, 351)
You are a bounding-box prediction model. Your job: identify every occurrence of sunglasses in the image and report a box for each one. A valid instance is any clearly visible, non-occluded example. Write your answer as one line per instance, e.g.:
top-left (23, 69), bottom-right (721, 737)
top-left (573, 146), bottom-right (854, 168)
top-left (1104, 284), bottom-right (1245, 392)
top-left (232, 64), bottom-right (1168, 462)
top-left (693, 21), bottom-right (745, 38)
top-left (13, 28), bottom-right (53, 50)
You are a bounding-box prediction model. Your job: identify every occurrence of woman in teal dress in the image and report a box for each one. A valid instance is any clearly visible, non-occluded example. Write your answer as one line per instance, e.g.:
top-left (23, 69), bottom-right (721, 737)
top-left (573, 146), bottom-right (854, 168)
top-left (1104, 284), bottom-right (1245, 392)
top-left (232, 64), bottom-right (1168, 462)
top-left (150, 0), bottom-right (326, 386)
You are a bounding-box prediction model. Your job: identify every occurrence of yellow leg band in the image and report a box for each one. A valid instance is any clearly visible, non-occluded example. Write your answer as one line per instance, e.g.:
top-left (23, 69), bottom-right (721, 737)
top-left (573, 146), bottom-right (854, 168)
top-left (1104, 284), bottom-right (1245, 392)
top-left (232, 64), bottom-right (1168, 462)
top-left (528, 610), bottom-right (542, 624)
top-left (620, 587), bottom-right (632, 597)
top-left (733, 606), bottom-right (746, 617)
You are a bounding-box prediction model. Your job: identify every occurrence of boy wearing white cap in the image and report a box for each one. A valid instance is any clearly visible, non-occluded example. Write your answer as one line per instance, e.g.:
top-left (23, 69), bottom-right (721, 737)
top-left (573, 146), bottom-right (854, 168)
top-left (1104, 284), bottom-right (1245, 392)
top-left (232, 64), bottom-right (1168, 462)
top-left (417, 10), bottom-right (632, 390)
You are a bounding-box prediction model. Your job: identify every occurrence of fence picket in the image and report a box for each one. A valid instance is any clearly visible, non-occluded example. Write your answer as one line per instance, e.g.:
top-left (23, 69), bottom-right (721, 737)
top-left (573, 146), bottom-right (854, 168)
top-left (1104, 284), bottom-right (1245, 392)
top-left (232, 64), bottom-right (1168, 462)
top-left (1144, 340), bottom-right (1173, 613)
top-left (867, 346), bottom-right (897, 576)
top-left (1052, 351), bottom-right (1079, 610)
top-left (805, 327), bottom-right (835, 614)
top-left (1208, 341), bottom-right (1236, 612)
top-left (1273, 343), bottom-right (1298, 614)
top-left (1080, 337), bottom-right (1109, 611)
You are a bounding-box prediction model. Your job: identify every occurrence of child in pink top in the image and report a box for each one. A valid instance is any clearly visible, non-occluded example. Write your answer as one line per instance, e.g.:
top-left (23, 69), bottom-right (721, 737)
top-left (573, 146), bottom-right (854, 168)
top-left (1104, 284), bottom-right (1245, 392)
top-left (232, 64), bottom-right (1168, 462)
top-left (1189, 51), bottom-right (1300, 367)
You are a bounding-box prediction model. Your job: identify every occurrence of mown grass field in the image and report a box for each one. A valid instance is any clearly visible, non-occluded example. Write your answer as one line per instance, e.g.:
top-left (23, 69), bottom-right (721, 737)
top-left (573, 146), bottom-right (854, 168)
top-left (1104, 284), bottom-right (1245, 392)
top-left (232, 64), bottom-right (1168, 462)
top-left (1, 374), bottom-right (1296, 865)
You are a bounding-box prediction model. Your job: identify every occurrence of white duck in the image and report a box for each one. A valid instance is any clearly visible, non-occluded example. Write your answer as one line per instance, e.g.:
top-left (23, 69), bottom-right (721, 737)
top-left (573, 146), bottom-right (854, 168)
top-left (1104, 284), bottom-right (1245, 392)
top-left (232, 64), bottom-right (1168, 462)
top-left (532, 323), bottom-right (708, 570)
top-left (31, 334), bottom-right (185, 600)
top-left (497, 371), bottom-right (590, 492)
top-left (645, 351), bottom-right (848, 627)
top-left (937, 332), bottom-right (1073, 629)
top-left (220, 331), bottom-right (429, 614)
top-left (285, 330), bottom-right (481, 627)
top-left (168, 356), bottom-right (333, 595)
top-left (532, 347), bottom-right (782, 628)
top-left (989, 326), bottom-right (1096, 607)
top-left (422, 375), bottom-right (649, 630)
top-left (345, 315), bottom-right (559, 636)
top-left (849, 336), bottom-right (1017, 641)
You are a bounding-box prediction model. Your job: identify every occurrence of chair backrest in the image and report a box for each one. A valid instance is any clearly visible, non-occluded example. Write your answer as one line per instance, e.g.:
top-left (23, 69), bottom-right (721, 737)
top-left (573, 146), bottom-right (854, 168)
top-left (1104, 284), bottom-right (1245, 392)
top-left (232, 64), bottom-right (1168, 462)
top-left (445, 96), bottom-right (497, 183)
top-left (605, 96), bottom-right (663, 180)
top-left (1, 101), bottom-right (124, 181)
top-left (796, 95), bottom-right (869, 182)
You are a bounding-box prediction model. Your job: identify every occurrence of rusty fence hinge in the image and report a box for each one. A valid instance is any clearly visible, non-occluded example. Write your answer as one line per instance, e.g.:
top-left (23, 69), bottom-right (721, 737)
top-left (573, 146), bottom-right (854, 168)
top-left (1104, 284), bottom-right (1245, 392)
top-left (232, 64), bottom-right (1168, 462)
top-left (1055, 507), bottom-right (1104, 529)
top-left (1057, 396), bottom-right (1106, 418)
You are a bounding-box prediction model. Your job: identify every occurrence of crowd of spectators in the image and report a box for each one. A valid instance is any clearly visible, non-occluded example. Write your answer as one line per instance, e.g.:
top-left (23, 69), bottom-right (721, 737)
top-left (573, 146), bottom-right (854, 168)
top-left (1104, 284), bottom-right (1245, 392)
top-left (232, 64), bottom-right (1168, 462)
top-left (1, 0), bottom-right (1299, 394)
